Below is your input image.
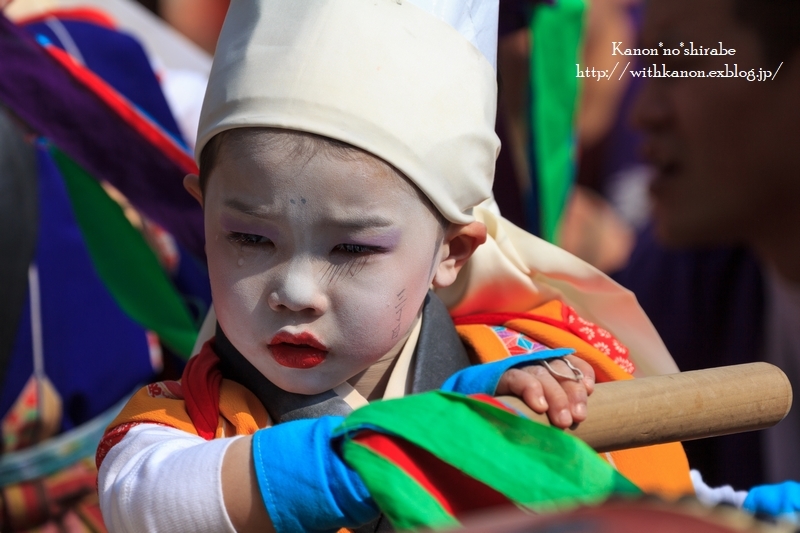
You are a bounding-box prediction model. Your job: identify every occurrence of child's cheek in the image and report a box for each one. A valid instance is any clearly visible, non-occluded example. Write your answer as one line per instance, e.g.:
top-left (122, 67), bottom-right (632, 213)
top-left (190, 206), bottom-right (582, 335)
top-left (206, 242), bottom-right (261, 322)
top-left (368, 275), bottom-right (427, 348)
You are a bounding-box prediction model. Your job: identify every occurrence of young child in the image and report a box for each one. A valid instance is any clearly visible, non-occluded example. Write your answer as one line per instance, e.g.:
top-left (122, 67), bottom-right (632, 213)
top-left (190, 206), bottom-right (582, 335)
top-left (96, 1), bottom-right (693, 531)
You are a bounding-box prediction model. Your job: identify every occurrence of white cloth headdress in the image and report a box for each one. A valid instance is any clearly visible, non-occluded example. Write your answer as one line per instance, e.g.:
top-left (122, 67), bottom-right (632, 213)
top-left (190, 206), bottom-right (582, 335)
top-left (197, 0), bottom-right (499, 224)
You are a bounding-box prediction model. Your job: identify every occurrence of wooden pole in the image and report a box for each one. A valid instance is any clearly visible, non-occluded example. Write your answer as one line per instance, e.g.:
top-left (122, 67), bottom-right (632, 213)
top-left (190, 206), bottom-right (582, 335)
top-left (497, 362), bottom-right (792, 453)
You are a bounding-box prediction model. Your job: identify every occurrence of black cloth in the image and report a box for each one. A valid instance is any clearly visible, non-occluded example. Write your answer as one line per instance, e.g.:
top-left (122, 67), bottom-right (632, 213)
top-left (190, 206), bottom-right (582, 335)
top-left (499, 0), bottom-right (553, 36)
top-left (0, 109), bottom-right (38, 400)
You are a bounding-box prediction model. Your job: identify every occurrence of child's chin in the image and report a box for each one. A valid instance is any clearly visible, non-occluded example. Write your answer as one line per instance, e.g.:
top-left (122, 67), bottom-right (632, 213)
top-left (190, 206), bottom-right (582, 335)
top-left (269, 372), bottom-right (338, 396)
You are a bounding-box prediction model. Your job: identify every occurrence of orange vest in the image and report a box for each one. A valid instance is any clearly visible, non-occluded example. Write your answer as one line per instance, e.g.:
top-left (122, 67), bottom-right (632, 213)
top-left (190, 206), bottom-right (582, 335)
top-left (98, 299), bottom-right (693, 501)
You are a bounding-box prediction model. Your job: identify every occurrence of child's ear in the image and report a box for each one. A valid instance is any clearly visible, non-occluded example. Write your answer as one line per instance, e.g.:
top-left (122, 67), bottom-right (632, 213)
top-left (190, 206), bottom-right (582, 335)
top-left (184, 174), bottom-right (203, 206)
top-left (431, 221), bottom-right (487, 288)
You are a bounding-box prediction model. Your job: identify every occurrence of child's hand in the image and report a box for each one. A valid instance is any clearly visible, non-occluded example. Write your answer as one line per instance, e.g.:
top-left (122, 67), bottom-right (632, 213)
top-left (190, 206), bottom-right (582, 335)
top-left (495, 355), bottom-right (595, 429)
top-left (440, 349), bottom-right (594, 429)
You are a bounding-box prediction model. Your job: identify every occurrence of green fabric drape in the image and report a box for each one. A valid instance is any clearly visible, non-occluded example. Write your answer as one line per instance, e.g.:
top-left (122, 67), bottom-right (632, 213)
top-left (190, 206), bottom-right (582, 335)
top-left (52, 147), bottom-right (197, 358)
top-left (338, 392), bottom-right (640, 531)
top-left (530, 0), bottom-right (587, 243)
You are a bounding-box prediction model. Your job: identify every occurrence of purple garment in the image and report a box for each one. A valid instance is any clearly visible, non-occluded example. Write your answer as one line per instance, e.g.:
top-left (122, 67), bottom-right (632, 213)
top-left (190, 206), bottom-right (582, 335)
top-left (22, 18), bottom-right (185, 145)
top-left (0, 14), bottom-right (204, 258)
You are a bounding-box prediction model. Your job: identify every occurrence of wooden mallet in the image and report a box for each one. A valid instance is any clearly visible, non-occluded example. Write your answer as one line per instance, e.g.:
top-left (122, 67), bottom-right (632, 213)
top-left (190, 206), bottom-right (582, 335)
top-left (498, 362), bottom-right (792, 453)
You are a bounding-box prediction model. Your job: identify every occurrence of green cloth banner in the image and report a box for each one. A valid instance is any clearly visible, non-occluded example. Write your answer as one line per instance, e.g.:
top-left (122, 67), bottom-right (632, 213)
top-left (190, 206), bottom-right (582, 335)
top-left (344, 441), bottom-right (459, 531)
top-left (52, 147), bottom-right (198, 358)
top-left (530, 0), bottom-right (587, 243)
top-left (338, 392), bottom-right (640, 531)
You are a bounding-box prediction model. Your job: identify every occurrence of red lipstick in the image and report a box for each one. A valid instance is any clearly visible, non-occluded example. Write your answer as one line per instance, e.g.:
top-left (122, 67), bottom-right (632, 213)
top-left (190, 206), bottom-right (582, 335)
top-left (269, 332), bottom-right (328, 369)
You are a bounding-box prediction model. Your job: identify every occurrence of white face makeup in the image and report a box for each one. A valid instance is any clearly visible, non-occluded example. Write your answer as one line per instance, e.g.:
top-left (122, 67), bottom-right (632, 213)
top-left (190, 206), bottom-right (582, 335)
top-left (202, 132), bottom-right (446, 395)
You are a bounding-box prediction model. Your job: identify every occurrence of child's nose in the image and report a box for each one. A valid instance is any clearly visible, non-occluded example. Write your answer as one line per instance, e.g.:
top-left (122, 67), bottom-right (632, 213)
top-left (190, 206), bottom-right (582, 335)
top-left (267, 259), bottom-right (328, 315)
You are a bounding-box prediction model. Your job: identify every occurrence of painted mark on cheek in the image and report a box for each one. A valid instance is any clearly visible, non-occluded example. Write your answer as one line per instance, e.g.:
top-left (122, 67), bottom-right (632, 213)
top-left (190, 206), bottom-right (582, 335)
top-left (290, 199), bottom-right (296, 204)
top-left (320, 256), bottom-right (369, 284)
top-left (301, 198), bottom-right (307, 204)
top-left (392, 289), bottom-right (407, 339)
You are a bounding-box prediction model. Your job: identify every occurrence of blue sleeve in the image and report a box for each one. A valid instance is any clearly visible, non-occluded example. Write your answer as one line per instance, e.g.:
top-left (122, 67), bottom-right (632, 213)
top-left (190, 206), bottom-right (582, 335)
top-left (441, 348), bottom-right (575, 395)
top-left (251, 416), bottom-right (378, 533)
top-left (743, 481), bottom-right (800, 523)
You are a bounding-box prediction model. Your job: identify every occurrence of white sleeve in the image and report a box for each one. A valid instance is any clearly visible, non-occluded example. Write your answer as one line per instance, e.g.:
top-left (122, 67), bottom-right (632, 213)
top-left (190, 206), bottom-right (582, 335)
top-left (98, 424), bottom-right (239, 533)
top-left (690, 469), bottom-right (749, 508)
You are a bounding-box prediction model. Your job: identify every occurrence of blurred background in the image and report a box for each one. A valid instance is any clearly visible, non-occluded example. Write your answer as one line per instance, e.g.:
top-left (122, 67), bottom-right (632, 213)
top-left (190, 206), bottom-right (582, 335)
top-left (0, 0), bottom-right (792, 530)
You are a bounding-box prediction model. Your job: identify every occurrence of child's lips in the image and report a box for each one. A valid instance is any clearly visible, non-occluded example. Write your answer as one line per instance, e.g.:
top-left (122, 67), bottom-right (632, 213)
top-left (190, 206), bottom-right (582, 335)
top-left (269, 332), bottom-right (328, 369)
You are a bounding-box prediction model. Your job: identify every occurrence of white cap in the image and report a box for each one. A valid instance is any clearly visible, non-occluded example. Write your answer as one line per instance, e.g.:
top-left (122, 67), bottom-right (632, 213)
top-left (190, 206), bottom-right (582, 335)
top-left (405, 0), bottom-right (499, 70)
top-left (196, 0), bottom-right (500, 223)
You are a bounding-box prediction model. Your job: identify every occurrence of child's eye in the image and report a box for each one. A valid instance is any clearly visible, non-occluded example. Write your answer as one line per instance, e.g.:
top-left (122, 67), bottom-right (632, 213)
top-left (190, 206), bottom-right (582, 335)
top-left (228, 232), bottom-right (272, 247)
top-left (334, 243), bottom-right (378, 254)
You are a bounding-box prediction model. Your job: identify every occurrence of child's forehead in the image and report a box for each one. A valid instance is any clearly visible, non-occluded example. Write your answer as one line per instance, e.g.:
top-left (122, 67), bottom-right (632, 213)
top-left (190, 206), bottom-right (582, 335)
top-left (223, 129), bottom-right (369, 166)
top-left (216, 128), bottom-right (419, 193)
top-left (208, 128), bottom-right (448, 232)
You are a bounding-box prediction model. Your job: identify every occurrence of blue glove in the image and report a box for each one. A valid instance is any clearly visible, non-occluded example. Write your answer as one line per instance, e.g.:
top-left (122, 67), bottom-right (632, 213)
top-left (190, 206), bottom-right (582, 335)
top-left (743, 481), bottom-right (800, 523)
top-left (441, 348), bottom-right (575, 395)
top-left (251, 416), bottom-right (378, 533)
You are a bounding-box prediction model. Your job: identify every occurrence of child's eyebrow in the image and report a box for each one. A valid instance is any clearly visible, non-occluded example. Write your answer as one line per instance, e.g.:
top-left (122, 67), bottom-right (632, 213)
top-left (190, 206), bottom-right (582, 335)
top-left (223, 197), bottom-right (395, 230)
top-left (331, 216), bottom-right (395, 231)
top-left (223, 198), bottom-right (272, 218)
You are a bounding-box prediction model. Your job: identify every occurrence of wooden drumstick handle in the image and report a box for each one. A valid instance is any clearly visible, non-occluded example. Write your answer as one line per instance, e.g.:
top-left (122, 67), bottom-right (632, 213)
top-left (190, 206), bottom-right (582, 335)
top-left (497, 362), bottom-right (792, 453)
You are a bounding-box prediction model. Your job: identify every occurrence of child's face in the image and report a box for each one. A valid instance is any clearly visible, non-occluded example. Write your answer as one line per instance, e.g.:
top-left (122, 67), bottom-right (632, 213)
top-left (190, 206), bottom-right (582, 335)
top-left (199, 133), bottom-right (447, 395)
